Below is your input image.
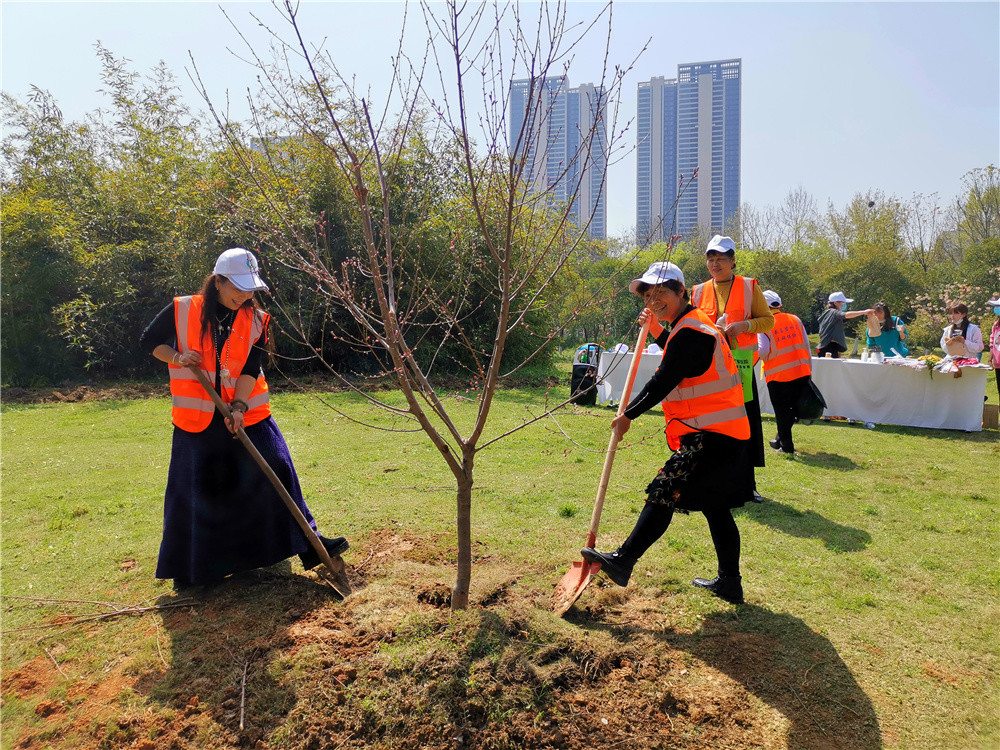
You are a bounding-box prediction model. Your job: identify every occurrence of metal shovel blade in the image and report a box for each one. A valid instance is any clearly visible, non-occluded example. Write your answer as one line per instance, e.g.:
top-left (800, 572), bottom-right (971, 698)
top-left (552, 558), bottom-right (602, 616)
top-left (314, 555), bottom-right (353, 598)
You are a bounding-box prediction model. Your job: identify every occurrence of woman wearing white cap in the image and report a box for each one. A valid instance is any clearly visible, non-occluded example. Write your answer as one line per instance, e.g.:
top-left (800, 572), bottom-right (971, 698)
top-left (817, 292), bottom-right (873, 358)
top-left (758, 291), bottom-right (811, 454)
top-left (580, 261), bottom-right (752, 605)
top-left (988, 295), bottom-right (1000, 401)
top-left (140, 248), bottom-right (348, 589)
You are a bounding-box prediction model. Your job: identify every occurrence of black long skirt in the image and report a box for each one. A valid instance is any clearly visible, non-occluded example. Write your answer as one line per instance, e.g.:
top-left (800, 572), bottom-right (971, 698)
top-left (646, 431), bottom-right (752, 513)
top-left (155, 412), bottom-right (317, 585)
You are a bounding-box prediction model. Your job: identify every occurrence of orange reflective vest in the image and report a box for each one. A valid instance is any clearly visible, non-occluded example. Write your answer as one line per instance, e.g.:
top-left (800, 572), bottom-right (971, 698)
top-left (761, 311), bottom-right (812, 384)
top-left (691, 275), bottom-right (760, 353)
top-left (660, 308), bottom-right (750, 451)
top-left (169, 295), bottom-right (271, 433)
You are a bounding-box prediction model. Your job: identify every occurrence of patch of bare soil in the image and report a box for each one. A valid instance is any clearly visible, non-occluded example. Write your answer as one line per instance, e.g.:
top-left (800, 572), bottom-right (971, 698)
top-left (2, 530), bottom-right (882, 749)
top-left (2, 382), bottom-right (170, 404)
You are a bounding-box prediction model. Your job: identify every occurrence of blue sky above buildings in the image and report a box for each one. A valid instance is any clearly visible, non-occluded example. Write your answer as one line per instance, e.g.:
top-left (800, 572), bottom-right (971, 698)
top-left (3, 1), bottom-right (998, 237)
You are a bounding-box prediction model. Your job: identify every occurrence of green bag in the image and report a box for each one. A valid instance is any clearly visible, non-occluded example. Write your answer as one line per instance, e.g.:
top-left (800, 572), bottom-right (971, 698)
top-left (731, 347), bottom-right (754, 402)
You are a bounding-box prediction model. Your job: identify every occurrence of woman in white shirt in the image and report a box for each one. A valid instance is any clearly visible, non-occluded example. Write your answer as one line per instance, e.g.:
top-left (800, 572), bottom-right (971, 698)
top-left (940, 303), bottom-right (984, 360)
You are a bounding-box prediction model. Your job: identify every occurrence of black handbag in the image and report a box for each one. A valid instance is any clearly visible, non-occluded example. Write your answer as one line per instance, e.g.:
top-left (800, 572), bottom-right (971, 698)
top-left (794, 378), bottom-right (827, 421)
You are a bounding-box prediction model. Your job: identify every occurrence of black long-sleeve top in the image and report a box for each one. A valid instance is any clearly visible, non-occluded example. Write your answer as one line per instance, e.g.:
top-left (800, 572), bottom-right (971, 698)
top-left (623, 305), bottom-right (716, 420)
top-left (140, 303), bottom-right (267, 379)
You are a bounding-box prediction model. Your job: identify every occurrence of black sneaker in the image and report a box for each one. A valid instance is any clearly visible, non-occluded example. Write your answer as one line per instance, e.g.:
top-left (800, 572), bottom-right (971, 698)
top-left (750, 490), bottom-right (765, 503)
top-left (692, 575), bottom-right (744, 604)
top-left (769, 438), bottom-right (781, 450)
top-left (300, 535), bottom-right (349, 570)
top-left (580, 547), bottom-right (635, 587)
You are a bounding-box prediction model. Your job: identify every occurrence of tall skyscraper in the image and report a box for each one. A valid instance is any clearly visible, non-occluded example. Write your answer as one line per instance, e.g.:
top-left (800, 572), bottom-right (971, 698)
top-left (636, 59), bottom-right (741, 242)
top-left (509, 76), bottom-right (608, 239)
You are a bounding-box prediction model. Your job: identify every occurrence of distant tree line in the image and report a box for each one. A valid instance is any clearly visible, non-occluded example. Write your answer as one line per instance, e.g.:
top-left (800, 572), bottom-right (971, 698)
top-left (2, 49), bottom-right (998, 386)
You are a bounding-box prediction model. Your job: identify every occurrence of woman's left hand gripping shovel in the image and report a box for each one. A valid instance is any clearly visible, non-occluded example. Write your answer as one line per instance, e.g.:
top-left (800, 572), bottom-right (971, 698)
top-left (188, 366), bottom-right (352, 597)
top-left (552, 318), bottom-right (652, 616)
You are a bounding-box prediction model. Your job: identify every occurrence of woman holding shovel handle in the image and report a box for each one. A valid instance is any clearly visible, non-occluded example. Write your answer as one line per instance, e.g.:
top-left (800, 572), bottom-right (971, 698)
top-left (141, 248), bottom-right (348, 590)
top-left (580, 261), bottom-right (752, 605)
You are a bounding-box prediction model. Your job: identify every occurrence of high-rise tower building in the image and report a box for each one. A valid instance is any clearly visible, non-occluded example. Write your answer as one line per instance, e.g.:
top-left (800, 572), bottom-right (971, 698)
top-left (636, 59), bottom-right (741, 242)
top-left (509, 76), bottom-right (608, 239)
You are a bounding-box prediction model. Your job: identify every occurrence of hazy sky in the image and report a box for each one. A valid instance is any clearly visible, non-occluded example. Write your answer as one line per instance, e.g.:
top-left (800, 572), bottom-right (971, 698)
top-left (3, 1), bottom-right (998, 237)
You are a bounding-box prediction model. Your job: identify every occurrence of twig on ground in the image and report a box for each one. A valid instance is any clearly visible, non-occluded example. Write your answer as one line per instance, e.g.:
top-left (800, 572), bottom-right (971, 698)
top-left (152, 617), bottom-right (169, 669)
top-left (43, 647), bottom-right (69, 679)
top-left (239, 658), bottom-right (249, 731)
top-left (0, 599), bottom-right (195, 634)
top-left (352, 550), bottom-right (378, 572)
top-left (803, 660), bottom-right (822, 684)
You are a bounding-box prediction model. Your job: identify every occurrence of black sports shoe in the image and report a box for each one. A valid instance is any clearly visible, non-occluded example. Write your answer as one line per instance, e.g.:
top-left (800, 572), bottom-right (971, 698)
top-left (750, 490), bottom-right (765, 503)
top-left (300, 535), bottom-right (350, 570)
top-left (580, 547), bottom-right (635, 587)
top-left (769, 437), bottom-right (781, 450)
top-left (692, 575), bottom-right (744, 604)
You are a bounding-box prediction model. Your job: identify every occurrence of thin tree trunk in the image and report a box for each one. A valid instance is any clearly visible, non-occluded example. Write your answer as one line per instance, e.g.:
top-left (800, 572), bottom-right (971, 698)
top-left (451, 450), bottom-right (474, 610)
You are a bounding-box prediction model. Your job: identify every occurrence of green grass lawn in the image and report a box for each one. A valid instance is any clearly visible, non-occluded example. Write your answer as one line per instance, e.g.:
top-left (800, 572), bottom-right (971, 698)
top-left (2, 382), bottom-right (997, 749)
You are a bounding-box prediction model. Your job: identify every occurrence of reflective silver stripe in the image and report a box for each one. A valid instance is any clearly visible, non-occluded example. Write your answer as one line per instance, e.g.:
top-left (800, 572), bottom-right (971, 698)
top-left (175, 296), bottom-right (194, 352)
top-left (246, 392), bottom-right (270, 410)
top-left (691, 284), bottom-right (704, 307)
top-left (169, 368), bottom-right (216, 385)
top-left (172, 396), bottom-right (215, 412)
top-left (675, 371), bottom-right (741, 399)
top-left (739, 277), bottom-right (752, 315)
top-left (250, 310), bottom-right (267, 342)
top-left (685, 403), bottom-right (748, 429)
top-left (765, 358), bottom-right (810, 376)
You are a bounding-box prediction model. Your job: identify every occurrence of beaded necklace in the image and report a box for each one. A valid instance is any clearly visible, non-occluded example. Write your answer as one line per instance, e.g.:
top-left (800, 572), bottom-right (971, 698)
top-left (214, 307), bottom-right (237, 380)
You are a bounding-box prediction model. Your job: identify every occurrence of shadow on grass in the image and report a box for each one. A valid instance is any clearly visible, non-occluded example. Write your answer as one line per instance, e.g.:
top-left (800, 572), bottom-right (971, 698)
top-left (794, 451), bottom-right (861, 471)
top-left (738, 501), bottom-right (872, 552)
top-left (576, 603), bottom-right (882, 749)
top-left (136, 564), bottom-right (336, 742)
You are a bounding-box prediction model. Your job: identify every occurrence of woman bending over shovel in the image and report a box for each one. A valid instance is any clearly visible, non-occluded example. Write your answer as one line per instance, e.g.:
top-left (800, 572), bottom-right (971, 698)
top-left (140, 248), bottom-right (348, 590)
top-left (581, 261), bottom-right (752, 604)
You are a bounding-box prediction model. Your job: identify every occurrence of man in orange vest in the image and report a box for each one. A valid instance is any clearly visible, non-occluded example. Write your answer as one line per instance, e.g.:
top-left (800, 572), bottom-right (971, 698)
top-left (758, 290), bottom-right (812, 454)
top-left (581, 261), bottom-right (752, 605)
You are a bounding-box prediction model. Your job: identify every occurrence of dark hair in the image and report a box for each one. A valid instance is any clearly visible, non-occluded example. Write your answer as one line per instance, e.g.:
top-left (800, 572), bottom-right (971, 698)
top-left (198, 274), bottom-right (270, 359)
top-left (948, 302), bottom-right (970, 337)
top-left (635, 279), bottom-right (688, 301)
top-left (873, 301), bottom-right (894, 332)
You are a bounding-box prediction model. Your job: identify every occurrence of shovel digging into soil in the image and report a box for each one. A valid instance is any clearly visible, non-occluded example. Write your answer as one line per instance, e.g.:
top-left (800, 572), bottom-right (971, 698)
top-left (553, 318), bottom-right (652, 616)
top-left (188, 365), bottom-right (352, 597)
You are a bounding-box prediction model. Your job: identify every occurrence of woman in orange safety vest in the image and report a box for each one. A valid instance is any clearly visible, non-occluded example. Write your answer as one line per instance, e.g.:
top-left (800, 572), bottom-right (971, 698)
top-left (581, 261), bottom-right (752, 605)
top-left (758, 290), bottom-right (812, 454)
top-left (140, 248), bottom-right (348, 590)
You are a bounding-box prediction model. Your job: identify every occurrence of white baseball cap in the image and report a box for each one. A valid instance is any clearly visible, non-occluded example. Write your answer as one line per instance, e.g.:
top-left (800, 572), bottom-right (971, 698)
top-left (213, 248), bottom-right (269, 292)
top-left (828, 291), bottom-right (854, 304)
top-left (629, 261), bottom-right (685, 294)
top-left (705, 234), bottom-right (736, 255)
top-left (763, 290), bottom-right (782, 308)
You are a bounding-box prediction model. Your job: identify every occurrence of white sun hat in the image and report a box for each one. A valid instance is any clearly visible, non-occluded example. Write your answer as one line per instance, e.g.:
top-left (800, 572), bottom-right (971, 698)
top-left (828, 291), bottom-right (854, 304)
top-left (763, 290), bottom-right (782, 308)
top-left (213, 248), bottom-right (269, 292)
top-left (629, 261), bottom-right (685, 294)
top-left (705, 234), bottom-right (736, 255)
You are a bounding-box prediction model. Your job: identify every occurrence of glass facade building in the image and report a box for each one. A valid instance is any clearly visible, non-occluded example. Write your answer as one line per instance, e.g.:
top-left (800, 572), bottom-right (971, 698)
top-left (509, 76), bottom-right (608, 239)
top-left (636, 59), bottom-right (741, 242)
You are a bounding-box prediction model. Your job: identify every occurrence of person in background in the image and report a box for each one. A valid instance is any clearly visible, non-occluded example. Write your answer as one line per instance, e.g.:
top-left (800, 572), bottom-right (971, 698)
top-left (581, 261), bottom-right (751, 605)
top-left (691, 235), bottom-right (773, 502)
top-left (988, 295), bottom-right (1000, 401)
top-left (140, 248), bottom-right (349, 590)
top-left (940, 303), bottom-right (984, 361)
top-left (758, 291), bottom-right (811, 454)
top-left (865, 301), bottom-right (909, 357)
top-left (818, 292), bottom-right (873, 358)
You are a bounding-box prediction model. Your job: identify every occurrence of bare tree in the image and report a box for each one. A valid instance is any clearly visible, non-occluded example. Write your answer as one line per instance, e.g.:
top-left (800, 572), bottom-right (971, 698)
top-left (956, 164), bottom-right (1000, 246)
top-left (902, 192), bottom-right (951, 272)
top-left (777, 186), bottom-right (819, 250)
top-left (194, 0), bottom-right (641, 609)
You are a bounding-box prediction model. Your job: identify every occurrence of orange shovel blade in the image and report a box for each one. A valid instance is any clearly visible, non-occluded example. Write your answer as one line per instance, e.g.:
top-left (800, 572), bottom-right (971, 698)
top-left (552, 558), bottom-right (602, 616)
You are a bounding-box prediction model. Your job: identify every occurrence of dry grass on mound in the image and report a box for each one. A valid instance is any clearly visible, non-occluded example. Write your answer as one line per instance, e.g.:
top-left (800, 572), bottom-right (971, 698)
top-left (3, 528), bottom-right (881, 750)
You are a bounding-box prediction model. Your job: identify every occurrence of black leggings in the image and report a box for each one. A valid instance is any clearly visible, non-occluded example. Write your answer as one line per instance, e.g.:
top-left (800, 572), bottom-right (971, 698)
top-left (619, 502), bottom-right (741, 577)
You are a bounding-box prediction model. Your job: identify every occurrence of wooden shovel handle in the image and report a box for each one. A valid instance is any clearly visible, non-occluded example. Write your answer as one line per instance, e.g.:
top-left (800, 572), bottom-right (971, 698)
top-left (585, 317), bottom-right (653, 545)
top-left (186, 366), bottom-right (342, 576)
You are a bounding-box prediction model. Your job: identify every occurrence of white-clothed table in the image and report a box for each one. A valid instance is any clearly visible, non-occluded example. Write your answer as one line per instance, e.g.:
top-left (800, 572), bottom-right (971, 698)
top-left (757, 357), bottom-right (989, 432)
top-left (595, 350), bottom-right (662, 405)
top-left (597, 351), bottom-right (989, 432)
